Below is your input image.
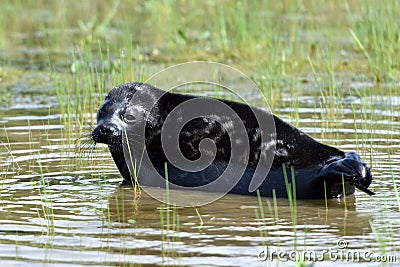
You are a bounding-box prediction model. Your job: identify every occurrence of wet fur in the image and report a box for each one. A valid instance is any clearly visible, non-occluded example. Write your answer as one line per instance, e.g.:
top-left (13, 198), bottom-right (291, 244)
top-left (92, 82), bottom-right (374, 198)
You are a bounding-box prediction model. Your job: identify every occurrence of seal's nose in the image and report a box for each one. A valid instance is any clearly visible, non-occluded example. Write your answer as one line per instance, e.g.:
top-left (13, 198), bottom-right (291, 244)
top-left (92, 124), bottom-right (119, 144)
top-left (319, 151), bottom-right (374, 196)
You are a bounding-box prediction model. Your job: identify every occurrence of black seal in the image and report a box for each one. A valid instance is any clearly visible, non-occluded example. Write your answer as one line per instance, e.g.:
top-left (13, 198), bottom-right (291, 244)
top-left (92, 82), bottom-right (374, 198)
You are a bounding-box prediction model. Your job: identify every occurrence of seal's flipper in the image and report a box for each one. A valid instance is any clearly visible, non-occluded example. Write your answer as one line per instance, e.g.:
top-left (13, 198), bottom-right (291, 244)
top-left (319, 152), bottom-right (374, 196)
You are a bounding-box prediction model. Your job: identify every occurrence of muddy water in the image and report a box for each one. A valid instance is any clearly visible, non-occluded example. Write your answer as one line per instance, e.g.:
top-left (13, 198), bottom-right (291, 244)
top-left (0, 72), bottom-right (399, 267)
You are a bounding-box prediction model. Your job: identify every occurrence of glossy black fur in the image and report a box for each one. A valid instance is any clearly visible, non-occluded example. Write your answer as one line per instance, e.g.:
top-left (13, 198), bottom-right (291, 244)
top-left (92, 82), bottom-right (374, 198)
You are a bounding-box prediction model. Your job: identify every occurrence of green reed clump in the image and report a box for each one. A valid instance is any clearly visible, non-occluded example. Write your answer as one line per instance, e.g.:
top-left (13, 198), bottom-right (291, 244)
top-left (282, 165), bottom-right (298, 246)
top-left (351, 0), bottom-right (400, 82)
top-left (159, 163), bottom-right (181, 264)
top-left (255, 190), bottom-right (268, 248)
top-left (50, 35), bottom-right (151, 173)
top-left (349, 86), bottom-right (377, 165)
top-left (255, 165), bottom-right (299, 256)
top-left (37, 155), bottom-right (55, 235)
top-left (1, 0), bottom-right (399, 79)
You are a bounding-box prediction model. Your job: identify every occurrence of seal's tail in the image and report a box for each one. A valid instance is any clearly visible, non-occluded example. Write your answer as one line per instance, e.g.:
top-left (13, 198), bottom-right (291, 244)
top-left (319, 151), bottom-right (375, 196)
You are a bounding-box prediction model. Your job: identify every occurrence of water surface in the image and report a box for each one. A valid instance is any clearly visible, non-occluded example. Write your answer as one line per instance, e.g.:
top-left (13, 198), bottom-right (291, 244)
top-left (1, 73), bottom-right (399, 266)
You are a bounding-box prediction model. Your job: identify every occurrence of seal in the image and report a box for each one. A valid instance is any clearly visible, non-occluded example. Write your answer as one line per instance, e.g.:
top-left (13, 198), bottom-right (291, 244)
top-left (92, 82), bottom-right (374, 198)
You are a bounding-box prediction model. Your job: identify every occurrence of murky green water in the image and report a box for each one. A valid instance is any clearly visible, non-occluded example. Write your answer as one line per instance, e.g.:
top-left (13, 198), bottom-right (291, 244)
top-left (1, 70), bottom-right (399, 266)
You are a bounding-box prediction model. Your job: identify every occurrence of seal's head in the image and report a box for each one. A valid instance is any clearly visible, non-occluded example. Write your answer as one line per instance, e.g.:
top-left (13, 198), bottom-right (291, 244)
top-left (92, 83), bottom-right (141, 180)
top-left (92, 83), bottom-right (139, 145)
top-left (319, 151), bottom-right (374, 196)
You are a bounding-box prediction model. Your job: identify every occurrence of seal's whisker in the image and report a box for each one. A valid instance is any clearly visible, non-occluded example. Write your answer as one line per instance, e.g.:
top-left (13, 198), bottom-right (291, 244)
top-left (75, 132), bottom-right (97, 156)
top-left (79, 144), bottom-right (97, 156)
top-left (80, 142), bottom-right (96, 150)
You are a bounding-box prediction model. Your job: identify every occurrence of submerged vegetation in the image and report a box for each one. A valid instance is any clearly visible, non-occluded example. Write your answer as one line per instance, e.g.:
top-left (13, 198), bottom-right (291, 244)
top-left (0, 0), bottom-right (399, 266)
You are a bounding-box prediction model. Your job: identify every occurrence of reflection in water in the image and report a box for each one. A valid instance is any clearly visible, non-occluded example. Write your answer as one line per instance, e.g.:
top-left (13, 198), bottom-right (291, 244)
top-left (104, 185), bottom-right (378, 266)
top-left (109, 185), bottom-right (373, 239)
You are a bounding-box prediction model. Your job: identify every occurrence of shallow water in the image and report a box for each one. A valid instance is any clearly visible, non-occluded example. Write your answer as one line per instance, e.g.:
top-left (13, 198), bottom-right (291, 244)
top-left (1, 71), bottom-right (399, 267)
top-left (0, 2), bottom-right (399, 264)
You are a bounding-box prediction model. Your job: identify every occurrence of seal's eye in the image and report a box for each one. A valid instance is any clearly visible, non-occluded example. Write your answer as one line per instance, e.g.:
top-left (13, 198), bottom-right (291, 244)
top-left (123, 114), bottom-right (136, 123)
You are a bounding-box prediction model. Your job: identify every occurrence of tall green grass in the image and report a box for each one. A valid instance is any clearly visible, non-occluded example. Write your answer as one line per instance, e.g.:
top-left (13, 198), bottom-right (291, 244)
top-left (351, 0), bottom-right (400, 82)
top-left (3, 0), bottom-right (397, 76)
